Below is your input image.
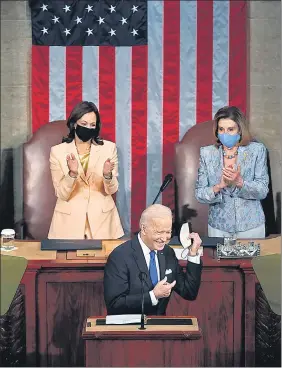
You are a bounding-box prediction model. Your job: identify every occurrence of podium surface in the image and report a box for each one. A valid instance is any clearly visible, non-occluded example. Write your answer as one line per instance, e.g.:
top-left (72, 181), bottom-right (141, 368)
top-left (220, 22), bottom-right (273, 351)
top-left (82, 316), bottom-right (202, 367)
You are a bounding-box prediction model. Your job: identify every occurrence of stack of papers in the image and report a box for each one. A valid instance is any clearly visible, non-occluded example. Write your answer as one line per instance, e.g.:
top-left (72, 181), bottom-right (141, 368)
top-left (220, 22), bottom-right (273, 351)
top-left (106, 314), bottom-right (144, 325)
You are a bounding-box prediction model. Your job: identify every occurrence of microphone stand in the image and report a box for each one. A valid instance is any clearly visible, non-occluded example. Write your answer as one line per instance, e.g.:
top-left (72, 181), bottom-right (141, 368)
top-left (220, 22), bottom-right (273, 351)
top-left (139, 272), bottom-right (146, 330)
top-left (134, 175), bottom-right (173, 235)
top-left (152, 190), bottom-right (161, 205)
top-left (152, 175), bottom-right (173, 205)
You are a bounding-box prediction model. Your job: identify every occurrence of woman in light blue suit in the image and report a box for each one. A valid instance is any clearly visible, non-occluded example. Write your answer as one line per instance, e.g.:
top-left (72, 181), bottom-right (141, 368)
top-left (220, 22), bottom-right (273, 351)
top-left (195, 106), bottom-right (269, 238)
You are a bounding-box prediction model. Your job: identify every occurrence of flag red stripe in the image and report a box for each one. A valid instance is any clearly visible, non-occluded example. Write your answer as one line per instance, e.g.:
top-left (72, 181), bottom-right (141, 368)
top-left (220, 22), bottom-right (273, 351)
top-left (32, 46), bottom-right (49, 132)
top-left (66, 46), bottom-right (83, 118)
top-left (229, 0), bottom-right (247, 115)
top-left (196, 0), bottom-right (213, 123)
top-left (162, 0), bottom-right (180, 210)
top-left (131, 46), bottom-right (148, 232)
top-left (99, 47), bottom-right (116, 142)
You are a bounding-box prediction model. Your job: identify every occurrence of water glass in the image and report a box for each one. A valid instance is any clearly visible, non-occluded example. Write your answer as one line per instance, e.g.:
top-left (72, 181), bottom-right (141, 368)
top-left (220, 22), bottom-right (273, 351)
top-left (1, 229), bottom-right (16, 251)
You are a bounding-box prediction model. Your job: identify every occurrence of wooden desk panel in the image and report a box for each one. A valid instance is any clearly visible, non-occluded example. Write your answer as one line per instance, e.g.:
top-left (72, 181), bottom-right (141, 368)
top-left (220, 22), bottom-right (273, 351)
top-left (37, 269), bottom-right (107, 367)
top-left (86, 339), bottom-right (205, 367)
top-left (83, 318), bottom-right (202, 367)
top-left (35, 259), bottom-right (245, 367)
top-left (1, 238), bottom-right (280, 367)
top-left (84, 326), bottom-right (204, 367)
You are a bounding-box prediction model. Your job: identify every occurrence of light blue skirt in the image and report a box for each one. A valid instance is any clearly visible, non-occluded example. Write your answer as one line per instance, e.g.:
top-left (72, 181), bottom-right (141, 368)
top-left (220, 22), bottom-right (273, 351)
top-left (208, 223), bottom-right (265, 239)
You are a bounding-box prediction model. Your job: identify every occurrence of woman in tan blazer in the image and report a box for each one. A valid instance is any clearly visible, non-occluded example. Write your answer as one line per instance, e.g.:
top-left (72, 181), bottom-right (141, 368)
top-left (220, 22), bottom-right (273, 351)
top-left (48, 101), bottom-right (124, 239)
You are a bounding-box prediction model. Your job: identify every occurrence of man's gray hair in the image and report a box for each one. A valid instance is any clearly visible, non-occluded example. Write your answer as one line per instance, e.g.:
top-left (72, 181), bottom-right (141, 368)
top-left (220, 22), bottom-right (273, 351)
top-left (139, 204), bottom-right (172, 228)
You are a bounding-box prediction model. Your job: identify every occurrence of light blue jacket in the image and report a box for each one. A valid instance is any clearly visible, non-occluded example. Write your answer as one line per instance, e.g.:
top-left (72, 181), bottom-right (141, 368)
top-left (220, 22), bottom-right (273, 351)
top-left (195, 142), bottom-right (269, 233)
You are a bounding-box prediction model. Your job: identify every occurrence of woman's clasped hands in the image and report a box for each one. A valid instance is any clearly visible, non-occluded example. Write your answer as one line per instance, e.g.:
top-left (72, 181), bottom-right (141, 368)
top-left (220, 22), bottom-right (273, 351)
top-left (222, 164), bottom-right (244, 188)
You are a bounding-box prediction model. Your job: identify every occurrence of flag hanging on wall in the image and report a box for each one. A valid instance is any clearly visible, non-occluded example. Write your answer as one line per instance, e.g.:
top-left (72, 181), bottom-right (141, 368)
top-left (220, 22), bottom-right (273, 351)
top-left (30, 0), bottom-right (247, 234)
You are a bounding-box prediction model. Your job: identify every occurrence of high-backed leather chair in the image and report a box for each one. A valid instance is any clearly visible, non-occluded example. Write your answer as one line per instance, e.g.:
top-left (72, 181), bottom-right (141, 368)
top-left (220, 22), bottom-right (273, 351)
top-left (21, 119), bottom-right (276, 240)
top-left (22, 121), bottom-right (68, 239)
top-left (174, 120), bottom-right (277, 237)
top-left (174, 121), bottom-right (214, 236)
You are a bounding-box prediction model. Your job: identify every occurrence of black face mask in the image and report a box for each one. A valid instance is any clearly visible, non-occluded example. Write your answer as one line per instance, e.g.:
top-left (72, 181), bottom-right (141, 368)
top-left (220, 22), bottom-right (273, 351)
top-left (75, 125), bottom-right (98, 142)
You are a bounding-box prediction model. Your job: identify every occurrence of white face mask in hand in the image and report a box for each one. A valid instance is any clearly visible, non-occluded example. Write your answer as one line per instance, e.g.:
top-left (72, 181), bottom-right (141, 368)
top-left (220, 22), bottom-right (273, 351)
top-left (179, 223), bottom-right (191, 259)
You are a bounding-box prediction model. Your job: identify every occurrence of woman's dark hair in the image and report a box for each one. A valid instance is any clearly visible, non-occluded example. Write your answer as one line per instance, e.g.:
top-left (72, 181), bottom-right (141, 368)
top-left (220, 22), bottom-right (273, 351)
top-left (62, 101), bottom-right (103, 145)
top-left (213, 106), bottom-right (252, 147)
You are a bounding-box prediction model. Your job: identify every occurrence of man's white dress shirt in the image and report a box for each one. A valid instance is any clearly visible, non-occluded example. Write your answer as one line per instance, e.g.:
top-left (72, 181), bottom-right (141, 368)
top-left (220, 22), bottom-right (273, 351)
top-left (138, 233), bottom-right (200, 306)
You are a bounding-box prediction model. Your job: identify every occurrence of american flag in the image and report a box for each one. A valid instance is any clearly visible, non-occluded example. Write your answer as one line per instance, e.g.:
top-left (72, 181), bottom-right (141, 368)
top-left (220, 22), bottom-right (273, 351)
top-left (30, 0), bottom-right (247, 234)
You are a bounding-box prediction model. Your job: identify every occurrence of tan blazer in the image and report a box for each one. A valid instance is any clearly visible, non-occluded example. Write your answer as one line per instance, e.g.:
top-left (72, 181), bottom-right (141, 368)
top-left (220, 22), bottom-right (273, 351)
top-left (48, 140), bottom-right (124, 239)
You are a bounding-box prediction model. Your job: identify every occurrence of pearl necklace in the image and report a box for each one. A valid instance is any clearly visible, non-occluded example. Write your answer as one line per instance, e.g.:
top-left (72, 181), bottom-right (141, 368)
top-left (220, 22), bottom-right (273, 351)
top-left (223, 149), bottom-right (238, 159)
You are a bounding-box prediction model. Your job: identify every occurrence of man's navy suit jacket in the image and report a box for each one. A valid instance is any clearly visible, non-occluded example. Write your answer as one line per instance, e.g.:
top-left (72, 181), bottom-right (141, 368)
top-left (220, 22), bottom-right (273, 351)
top-left (104, 236), bottom-right (202, 315)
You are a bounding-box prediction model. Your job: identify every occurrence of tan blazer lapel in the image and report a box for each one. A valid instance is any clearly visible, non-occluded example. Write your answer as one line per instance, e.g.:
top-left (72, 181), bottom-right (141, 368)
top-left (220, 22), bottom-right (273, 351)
top-left (67, 141), bottom-right (88, 184)
top-left (86, 143), bottom-right (101, 180)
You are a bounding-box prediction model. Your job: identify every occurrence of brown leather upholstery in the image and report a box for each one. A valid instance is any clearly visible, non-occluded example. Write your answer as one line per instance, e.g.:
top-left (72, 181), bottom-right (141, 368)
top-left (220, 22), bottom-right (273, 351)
top-left (174, 120), bottom-right (277, 237)
top-left (22, 119), bottom-right (276, 240)
top-left (23, 121), bottom-right (68, 239)
top-left (174, 121), bottom-right (214, 236)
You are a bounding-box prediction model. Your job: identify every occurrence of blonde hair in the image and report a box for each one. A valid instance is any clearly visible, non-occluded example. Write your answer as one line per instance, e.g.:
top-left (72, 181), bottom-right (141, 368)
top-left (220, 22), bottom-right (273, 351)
top-left (139, 204), bottom-right (172, 228)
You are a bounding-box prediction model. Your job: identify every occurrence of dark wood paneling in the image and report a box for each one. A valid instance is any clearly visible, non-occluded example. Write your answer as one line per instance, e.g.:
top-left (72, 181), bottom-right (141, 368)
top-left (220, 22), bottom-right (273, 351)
top-left (86, 339), bottom-right (205, 367)
top-left (167, 268), bottom-right (243, 367)
top-left (2, 255), bottom-right (279, 367)
top-left (38, 270), bottom-right (106, 367)
top-left (35, 266), bottom-right (244, 367)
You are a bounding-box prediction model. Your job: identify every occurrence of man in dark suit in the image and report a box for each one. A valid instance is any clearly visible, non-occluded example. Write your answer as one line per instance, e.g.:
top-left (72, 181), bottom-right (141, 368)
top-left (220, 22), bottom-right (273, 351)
top-left (104, 204), bottom-right (202, 315)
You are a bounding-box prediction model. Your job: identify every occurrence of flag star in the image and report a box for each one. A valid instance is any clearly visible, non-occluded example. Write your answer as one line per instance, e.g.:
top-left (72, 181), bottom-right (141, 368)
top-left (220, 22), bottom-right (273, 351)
top-left (120, 17), bottom-right (127, 25)
top-left (86, 28), bottom-right (93, 36)
top-left (86, 4), bottom-right (93, 12)
top-left (63, 28), bottom-right (71, 36)
top-left (109, 28), bottom-right (116, 36)
top-left (63, 5), bottom-right (71, 13)
top-left (41, 27), bottom-right (48, 35)
top-left (74, 16), bottom-right (82, 24)
top-left (131, 28), bottom-right (138, 36)
top-left (97, 16), bottom-right (105, 25)
top-left (132, 5), bottom-right (138, 13)
top-left (40, 4), bottom-right (48, 11)
top-left (52, 16), bottom-right (60, 24)
top-left (109, 5), bottom-right (116, 13)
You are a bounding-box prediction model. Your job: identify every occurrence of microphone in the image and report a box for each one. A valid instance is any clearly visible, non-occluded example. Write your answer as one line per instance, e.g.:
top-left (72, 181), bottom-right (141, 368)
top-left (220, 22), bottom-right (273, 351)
top-left (152, 174), bottom-right (174, 204)
top-left (133, 174), bottom-right (174, 235)
top-left (160, 174), bottom-right (173, 192)
top-left (138, 272), bottom-right (147, 330)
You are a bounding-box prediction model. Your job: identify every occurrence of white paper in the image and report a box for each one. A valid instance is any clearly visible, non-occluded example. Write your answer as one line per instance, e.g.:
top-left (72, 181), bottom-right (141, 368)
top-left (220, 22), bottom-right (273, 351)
top-left (106, 314), bottom-right (143, 325)
top-left (180, 223), bottom-right (192, 248)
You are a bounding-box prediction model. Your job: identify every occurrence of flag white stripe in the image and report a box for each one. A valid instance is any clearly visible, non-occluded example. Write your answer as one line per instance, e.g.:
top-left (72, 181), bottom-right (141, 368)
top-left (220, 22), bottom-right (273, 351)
top-left (212, 0), bottom-right (229, 116)
top-left (49, 46), bottom-right (66, 121)
top-left (82, 46), bottom-right (99, 107)
top-left (179, 0), bottom-right (197, 140)
top-left (115, 47), bottom-right (132, 234)
top-left (146, 0), bottom-right (164, 206)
